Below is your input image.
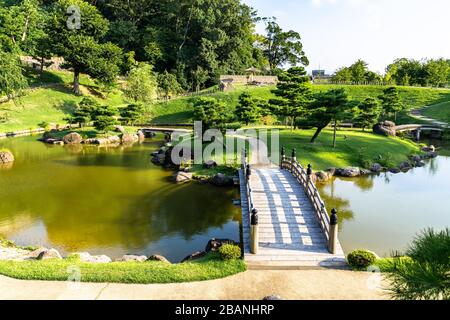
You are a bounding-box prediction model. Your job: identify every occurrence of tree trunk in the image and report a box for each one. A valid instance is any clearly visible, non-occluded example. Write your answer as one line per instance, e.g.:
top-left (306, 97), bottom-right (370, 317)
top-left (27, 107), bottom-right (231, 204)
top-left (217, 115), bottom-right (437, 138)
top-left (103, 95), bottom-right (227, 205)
top-left (311, 126), bottom-right (326, 143)
top-left (73, 69), bottom-right (81, 95)
top-left (333, 119), bottom-right (337, 148)
top-left (39, 57), bottom-right (45, 76)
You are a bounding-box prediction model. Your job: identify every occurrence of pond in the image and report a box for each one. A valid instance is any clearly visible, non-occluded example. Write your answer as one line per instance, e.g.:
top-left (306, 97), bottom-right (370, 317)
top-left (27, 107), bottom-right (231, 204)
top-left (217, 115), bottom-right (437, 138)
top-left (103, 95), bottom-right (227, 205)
top-left (0, 135), bottom-right (240, 262)
top-left (318, 140), bottom-right (450, 257)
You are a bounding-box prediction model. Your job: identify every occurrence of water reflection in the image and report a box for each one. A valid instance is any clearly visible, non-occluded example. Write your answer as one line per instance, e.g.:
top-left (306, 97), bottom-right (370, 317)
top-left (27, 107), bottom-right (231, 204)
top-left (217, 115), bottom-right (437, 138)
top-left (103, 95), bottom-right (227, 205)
top-left (0, 136), bottom-right (240, 261)
top-left (317, 150), bottom-right (450, 257)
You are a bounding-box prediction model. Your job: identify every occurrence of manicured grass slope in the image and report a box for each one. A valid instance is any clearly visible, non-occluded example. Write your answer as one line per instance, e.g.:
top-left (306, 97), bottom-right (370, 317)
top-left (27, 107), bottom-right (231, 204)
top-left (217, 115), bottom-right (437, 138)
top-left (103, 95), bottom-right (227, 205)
top-left (422, 101), bottom-right (450, 123)
top-left (0, 253), bottom-right (246, 284)
top-left (275, 129), bottom-right (420, 170)
top-left (151, 85), bottom-right (450, 125)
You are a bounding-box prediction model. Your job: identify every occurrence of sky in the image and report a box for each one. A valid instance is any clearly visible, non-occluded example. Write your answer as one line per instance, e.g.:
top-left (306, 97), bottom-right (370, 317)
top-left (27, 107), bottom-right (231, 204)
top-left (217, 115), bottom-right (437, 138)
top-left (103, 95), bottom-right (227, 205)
top-left (243, 0), bottom-right (450, 74)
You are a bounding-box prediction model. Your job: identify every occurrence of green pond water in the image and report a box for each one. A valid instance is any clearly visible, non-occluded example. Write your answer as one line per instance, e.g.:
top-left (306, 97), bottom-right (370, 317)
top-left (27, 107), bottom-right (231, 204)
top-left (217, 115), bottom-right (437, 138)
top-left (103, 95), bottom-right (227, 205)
top-left (0, 135), bottom-right (240, 262)
top-left (317, 140), bottom-right (450, 257)
top-left (1, 136), bottom-right (449, 260)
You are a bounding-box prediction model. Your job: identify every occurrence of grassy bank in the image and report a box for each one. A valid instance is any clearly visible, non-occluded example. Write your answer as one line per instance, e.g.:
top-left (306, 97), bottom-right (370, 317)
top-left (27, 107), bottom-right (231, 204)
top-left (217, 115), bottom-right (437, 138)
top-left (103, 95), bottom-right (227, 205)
top-left (0, 253), bottom-right (246, 284)
top-left (151, 84), bottom-right (450, 125)
top-left (422, 101), bottom-right (450, 123)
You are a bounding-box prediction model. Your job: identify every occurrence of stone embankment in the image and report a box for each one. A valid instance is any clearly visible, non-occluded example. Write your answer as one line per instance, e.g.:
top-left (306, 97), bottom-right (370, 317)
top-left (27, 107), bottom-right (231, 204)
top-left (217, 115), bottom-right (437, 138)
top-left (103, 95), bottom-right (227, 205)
top-left (0, 238), bottom-right (237, 264)
top-left (311, 146), bottom-right (438, 183)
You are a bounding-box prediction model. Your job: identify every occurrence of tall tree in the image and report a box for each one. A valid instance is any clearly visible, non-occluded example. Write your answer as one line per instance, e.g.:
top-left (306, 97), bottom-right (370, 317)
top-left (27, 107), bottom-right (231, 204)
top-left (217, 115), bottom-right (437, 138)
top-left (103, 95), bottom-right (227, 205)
top-left (270, 66), bottom-right (311, 130)
top-left (0, 50), bottom-right (27, 99)
top-left (47, 0), bottom-right (122, 94)
top-left (157, 70), bottom-right (183, 100)
top-left (380, 87), bottom-right (403, 121)
top-left (257, 18), bottom-right (308, 71)
top-left (306, 89), bottom-right (350, 147)
top-left (355, 97), bottom-right (382, 131)
top-left (193, 97), bottom-right (230, 131)
top-left (123, 63), bottom-right (158, 103)
top-left (236, 92), bottom-right (265, 126)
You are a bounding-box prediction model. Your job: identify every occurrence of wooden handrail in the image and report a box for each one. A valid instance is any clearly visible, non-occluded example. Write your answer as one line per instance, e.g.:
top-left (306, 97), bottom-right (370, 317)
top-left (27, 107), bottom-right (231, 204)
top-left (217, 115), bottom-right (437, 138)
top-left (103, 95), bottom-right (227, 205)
top-left (281, 158), bottom-right (332, 243)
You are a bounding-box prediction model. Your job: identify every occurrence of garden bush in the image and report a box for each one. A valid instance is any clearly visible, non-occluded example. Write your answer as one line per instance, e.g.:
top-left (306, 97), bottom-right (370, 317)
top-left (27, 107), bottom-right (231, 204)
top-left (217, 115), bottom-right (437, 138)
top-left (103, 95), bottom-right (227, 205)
top-left (218, 244), bottom-right (242, 261)
top-left (347, 249), bottom-right (378, 269)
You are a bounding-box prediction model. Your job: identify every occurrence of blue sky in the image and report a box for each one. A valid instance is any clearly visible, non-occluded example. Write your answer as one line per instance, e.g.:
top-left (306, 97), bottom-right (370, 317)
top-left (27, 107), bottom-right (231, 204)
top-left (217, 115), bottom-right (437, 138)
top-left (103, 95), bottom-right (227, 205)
top-left (243, 0), bottom-right (450, 74)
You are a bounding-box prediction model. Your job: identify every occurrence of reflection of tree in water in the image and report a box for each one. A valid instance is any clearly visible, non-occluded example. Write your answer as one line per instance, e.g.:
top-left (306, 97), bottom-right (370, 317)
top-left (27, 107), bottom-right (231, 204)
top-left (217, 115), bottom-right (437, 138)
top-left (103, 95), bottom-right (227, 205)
top-left (427, 158), bottom-right (439, 176)
top-left (317, 179), bottom-right (354, 230)
top-left (351, 175), bottom-right (375, 192)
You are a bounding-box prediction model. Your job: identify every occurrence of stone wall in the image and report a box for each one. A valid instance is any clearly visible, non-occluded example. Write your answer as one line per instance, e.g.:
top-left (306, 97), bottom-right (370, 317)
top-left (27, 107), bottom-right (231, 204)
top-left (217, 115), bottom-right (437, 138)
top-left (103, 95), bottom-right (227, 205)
top-left (219, 75), bottom-right (278, 85)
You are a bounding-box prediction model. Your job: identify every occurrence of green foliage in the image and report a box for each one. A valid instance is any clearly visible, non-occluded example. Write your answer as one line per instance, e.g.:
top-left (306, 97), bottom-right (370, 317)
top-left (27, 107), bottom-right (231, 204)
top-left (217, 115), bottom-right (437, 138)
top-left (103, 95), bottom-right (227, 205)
top-left (306, 88), bottom-right (351, 145)
top-left (258, 18), bottom-right (308, 70)
top-left (120, 103), bottom-right (143, 125)
top-left (47, 0), bottom-right (122, 94)
top-left (193, 97), bottom-right (230, 130)
top-left (68, 97), bottom-right (99, 127)
top-left (236, 92), bottom-right (265, 125)
top-left (157, 70), bottom-right (183, 99)
top-left (92, 105), bottom-right (117, 132)
top-left (331, 60), bottom-right (382, 84)
top-left (347, 250), bottom-right (377, 270)
top-left (270, 66), bottom-right (312, 129)
top-left (385, 228), bottom-right (450, 300)
top-left (0, 50), bottom-right (28, 98)
top-left (376, 152), bottom-right (396, 168)
top-left (355, 97), bottom-right (382, 130)
top-left (380, 87), bottom-right (404, 120)
top-left (218, 244), bottom-right (242, 261)
top-left (123, 63), bottom-right (158, 103)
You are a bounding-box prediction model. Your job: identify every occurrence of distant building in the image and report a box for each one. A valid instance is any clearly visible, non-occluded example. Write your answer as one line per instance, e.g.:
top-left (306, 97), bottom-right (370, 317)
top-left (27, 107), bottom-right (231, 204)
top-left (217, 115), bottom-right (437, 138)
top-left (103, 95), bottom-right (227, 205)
top-left (311, 69), bottom-right (332, 83)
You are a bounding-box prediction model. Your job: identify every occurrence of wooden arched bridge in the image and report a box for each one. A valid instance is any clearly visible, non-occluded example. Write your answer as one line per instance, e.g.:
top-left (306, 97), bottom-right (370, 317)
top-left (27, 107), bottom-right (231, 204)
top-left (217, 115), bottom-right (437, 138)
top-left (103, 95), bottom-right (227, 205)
top-left (240, 149), bottom-right (346, 269)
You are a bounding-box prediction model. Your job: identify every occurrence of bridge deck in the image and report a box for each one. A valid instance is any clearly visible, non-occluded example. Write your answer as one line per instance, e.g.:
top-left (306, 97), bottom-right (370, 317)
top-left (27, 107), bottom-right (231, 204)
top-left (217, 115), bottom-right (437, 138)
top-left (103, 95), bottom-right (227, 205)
top-left (241, 168), bottom-right (346, 269)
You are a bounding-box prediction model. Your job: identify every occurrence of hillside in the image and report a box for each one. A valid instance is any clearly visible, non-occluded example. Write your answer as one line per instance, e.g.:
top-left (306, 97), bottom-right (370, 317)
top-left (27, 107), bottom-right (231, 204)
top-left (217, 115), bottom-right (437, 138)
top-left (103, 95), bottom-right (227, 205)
top-left (151, 84), bottom-right (450, 125)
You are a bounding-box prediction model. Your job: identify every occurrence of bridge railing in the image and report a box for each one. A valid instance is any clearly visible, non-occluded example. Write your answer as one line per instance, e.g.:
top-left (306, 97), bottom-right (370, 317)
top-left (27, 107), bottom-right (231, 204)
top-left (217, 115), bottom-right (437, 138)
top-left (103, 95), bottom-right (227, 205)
top-left (280, 148), bottom-right (339, 254)
top-left (241, 149), bottom-right (259, 254)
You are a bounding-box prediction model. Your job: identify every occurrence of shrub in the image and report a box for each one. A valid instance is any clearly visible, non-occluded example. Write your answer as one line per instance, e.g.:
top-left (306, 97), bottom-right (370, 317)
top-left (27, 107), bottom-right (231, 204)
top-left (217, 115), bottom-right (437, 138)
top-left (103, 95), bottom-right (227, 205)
top-left (347, 249), bottom-right (377, 270)
top-left (218, 244), bottom-right (242, 261)
top-left (357, 147), bottom-right (373, 169)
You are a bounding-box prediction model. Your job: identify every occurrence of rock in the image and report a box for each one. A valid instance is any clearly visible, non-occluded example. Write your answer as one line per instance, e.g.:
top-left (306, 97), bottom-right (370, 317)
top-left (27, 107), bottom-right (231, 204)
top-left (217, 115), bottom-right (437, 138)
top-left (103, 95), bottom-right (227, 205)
top-left (25, 247), bottom-right (49, 260)
top-left (414, 161), bottom-right (426, 168)
top-left (360, 169), bottom-right (372, 175)
top-left (373, 121), bottom-right (396, 137)
top-left (0, 151), bottom-right (14, 164)
top-left (335, 167), bottom-right (361, 177)
top-left (114, 125), bottom-right (125, 134)
top-left (314, 171), bottom-right (333, 183)
top-left (203, 160), bottom-right (217, 169)
top-left (172, 171), bottom-right (193, 184)
top-left (75, 252), bottom-right (112, 263)
top-left (399, 161), bottom-right (412, 172)
top-left (152, 153), bottom-right (166, 165)
top-left (421, 145), bottom-right (436, 153)
top-left (410, 155), bottom-right (422, 163)
top-left (369, 163), bottom-right (383, 173)
top-left (108, 136), bottom-right (121, 144)
top-left (423, 152), bottom-right (438, 159)
top-left (205, 238), bottom-right (238, 253)
top-left (389, 167), bottom-right (401, 174)
top-left (147, 255), bottom-right (171, 263)
top-left (181, 251), bottom-right (207, 263)
top-left (62, 132), bottom-right (82, 145)
top-left (116, 255), bottom-right (147, 262)
top-left (212, 173), bottom-right (234, 186)
top-left (121, 133), bottom-right (138, 144)
top-left (54, 141), bottom-right (65, 146)
top-left (37, 248), bottom-right (62, 260)
top-left (263, 295), bottom-right (283, 301)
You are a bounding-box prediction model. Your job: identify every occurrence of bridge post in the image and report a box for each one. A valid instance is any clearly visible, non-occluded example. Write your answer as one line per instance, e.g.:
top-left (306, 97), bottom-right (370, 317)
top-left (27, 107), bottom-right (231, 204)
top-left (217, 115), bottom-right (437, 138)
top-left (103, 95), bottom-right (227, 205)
top-left (250, 208), bottom-right (259, 254)
top-left (280, 147), bottom-right (286, 169)
top-left (328, 208), bottom-right (339, 254)
top-left (246, 164), bottom-right (251, 181)
top-left (292, 148), bottom-right (297, 162)
top-left (416, 129), bottom-right (421, 141)
top-left (307, 164), bottom-right (312, 182)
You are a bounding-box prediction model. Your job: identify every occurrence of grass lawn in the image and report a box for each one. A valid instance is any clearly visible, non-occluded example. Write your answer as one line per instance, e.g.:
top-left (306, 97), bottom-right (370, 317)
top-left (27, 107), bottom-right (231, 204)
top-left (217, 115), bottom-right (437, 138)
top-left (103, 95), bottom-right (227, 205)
top-left (150, 84), bottom-right (450, 125)
top-left (422, 101), bottom-right (450, 123)
top-left (275, 128), bottom-right (421, 170)
top-left (0, 253), bottom-right (246, 284)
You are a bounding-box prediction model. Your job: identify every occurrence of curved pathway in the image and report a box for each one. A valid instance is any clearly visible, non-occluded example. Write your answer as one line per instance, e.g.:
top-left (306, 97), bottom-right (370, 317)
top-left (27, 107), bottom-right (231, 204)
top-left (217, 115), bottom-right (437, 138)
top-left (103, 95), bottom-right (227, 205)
top-left (409, 106), bottom-right (450, 129)
top-left (0, 270), bottom-right (388, 300)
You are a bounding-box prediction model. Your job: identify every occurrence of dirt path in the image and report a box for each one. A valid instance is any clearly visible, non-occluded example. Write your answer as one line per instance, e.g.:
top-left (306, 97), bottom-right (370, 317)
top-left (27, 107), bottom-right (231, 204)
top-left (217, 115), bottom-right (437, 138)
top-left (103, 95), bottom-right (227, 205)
top-left (409, 106), bottom-right (450, 128)
top-left (0, 269), bottom-right (389, 300)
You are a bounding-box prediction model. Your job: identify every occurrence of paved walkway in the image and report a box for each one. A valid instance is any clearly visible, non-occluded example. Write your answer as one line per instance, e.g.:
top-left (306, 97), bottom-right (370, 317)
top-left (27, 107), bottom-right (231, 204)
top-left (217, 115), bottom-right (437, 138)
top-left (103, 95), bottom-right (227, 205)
top-left (409, 106), bottom-right (450, 128)
top-left (243, 168), bottom-right (346, 268)
top-left (0, 270), bottom-right (388, 300)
